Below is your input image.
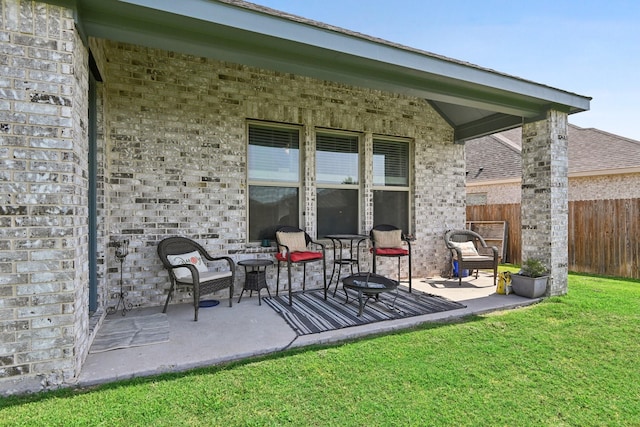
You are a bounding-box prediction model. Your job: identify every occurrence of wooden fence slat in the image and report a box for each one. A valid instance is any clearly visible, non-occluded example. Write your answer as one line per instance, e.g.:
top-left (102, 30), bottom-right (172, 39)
top-left (467, 199), bottom-right (640, 279)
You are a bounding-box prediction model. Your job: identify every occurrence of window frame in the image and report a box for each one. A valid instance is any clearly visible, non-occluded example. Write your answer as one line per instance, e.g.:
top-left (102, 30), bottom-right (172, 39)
top-left (315, 129), bottom-right (362, 237)
top-left (246, 121), bottom-right (303, 243)
top-left (372, 136), bottom-right (412, 234)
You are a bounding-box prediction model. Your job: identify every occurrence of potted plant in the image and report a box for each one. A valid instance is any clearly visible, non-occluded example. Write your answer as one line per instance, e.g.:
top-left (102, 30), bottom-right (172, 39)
top-left (511, 258), bottom-right (549, 298)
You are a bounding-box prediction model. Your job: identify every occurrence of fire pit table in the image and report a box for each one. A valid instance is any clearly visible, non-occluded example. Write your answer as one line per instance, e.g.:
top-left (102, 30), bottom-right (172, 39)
top-left (342, 272), bottom-right (398, 316)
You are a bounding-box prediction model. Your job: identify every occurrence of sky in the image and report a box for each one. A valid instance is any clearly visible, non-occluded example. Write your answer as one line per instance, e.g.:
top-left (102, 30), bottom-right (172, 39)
top-left (248, 0), bottom-right (640, 141)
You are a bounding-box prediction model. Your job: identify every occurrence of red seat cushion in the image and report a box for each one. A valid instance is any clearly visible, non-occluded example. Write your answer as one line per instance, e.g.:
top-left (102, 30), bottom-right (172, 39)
top-left (374, 247), bottom-right (408, 256)
top-left (276, 251), bottom-right (323, 262)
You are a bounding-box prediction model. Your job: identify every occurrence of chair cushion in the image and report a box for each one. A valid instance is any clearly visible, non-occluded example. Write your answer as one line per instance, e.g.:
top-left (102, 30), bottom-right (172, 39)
top-left (175, 270), bottom-right (232, 284)
top-left (374, 247), bottom-right (409, 256)
top-left (451, 241), bottom-right (479, 257)
top-left (276, 251), bottom-right (323, 262)
top-left (461, 255), bottom-right (494, 261)
top-left (276, 231), bottom-right (308, 252)
top-left (372, 229), bottom-right (403, 248)
top-left (167, 250), bottom-right (209, 280)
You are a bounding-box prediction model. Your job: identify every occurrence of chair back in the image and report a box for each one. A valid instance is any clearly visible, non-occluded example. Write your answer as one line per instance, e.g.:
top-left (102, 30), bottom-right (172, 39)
top-left (370, 224), bottom-right (406, 248)
top-left (157, 236), bottom-right (206, 269)
top-left (444, 229), bottom-right (488, 250)
top-left (369, 224), bottom-right (401, 236)
top-left (275, 225), bottom-right (312, 248)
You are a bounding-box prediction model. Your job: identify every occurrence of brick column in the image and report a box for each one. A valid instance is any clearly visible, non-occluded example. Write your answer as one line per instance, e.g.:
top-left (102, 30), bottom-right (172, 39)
top-left (303, 124), bottom-right (317, 238)
top-left (521, 110), bottom-right (569, 296)
top-left (0, 0), bottom-right (89, 394)
top-left (362, 132), bottom-right (374, 233)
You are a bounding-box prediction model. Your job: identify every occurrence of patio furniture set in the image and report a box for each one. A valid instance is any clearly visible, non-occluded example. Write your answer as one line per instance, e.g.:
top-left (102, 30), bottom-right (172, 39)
top-left (157, 226), bottom-right (497, 320)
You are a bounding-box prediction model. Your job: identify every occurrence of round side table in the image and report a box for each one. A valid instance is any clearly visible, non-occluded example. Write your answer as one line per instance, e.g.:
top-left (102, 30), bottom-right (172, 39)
top-left (237, 259), bottom-right (273, 305)
top-left (326, 234), bottom-right (368, 296)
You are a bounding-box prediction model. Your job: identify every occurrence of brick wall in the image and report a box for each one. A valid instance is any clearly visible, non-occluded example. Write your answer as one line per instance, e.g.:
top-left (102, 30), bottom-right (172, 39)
top-left (467, 182), bottom-right (520, 204)
top-left (69, 13), bottom-right (89, 385)
top-left (96, 40), bottom-right (461, 310)
top-left (0, 0), bottom-right (88, 394)
top-left (569, 173), bottom-right (640, 200)
top-left (88, 37), bottom-right (111, 318)
top-left (467, 173), bottom-right (640, 204)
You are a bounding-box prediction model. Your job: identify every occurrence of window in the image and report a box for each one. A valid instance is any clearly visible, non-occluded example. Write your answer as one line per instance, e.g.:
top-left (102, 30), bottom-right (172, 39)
top-left (316, 132), bottom-right (360, 237)
top-left (248, 124), bottom-right (300, 241)
top-left (373, 138), bottom-right (410, 233)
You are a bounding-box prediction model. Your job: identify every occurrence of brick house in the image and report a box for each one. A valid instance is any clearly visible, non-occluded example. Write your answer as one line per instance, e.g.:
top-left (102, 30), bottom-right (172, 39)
top-left (466, 125), bottom-right (640, 205)
top-left (1, 0), bottom-right (590, 394)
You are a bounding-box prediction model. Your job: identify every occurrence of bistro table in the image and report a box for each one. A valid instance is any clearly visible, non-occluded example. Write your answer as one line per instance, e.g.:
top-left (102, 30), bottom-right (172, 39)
top-left (342, 272), bottom-right (398, 316)
top-left (237, 258), bottom-right (273, 305)
top-left (325, 234), bottom-right (369, 296)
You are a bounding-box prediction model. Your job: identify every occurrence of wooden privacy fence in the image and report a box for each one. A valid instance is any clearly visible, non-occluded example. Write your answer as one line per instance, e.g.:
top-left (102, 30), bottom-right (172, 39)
top-left (466, 199), bottom-right (640, 279)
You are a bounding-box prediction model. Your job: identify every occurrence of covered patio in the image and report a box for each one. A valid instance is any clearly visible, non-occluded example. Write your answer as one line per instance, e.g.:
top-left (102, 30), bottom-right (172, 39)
top-left (1, 0), bottom-right (590, 395)
top-left (77, 272), bottom-right (537, 387)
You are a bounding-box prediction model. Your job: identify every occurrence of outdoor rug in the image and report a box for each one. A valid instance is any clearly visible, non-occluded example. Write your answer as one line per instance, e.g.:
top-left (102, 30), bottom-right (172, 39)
top-left (89, 313), bottom-right (170, 353)
top-left (263, 288), bottom-right (466, 335)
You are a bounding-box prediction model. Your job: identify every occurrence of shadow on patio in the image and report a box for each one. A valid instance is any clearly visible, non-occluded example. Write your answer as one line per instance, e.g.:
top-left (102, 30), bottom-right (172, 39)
top-left (77, 271), bottom-right (538, 388)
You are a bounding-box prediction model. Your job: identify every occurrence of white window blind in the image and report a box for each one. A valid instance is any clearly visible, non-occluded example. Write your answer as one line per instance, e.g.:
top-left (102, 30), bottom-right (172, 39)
top-left (249, 125), bottom-right (299, 182)
top-left (373, 139), bottom-right (408, 187)
top-left (316, 133), bottom-right (359, 184)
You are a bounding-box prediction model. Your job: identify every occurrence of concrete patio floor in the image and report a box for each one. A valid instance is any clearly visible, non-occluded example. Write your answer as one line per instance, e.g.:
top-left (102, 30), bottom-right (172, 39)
top-left (77, 271), bottom-right (539, 388)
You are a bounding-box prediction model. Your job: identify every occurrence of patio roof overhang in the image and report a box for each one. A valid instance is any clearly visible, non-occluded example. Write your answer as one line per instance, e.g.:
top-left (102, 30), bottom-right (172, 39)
top-left (58, 0), bottom-right (591, 142)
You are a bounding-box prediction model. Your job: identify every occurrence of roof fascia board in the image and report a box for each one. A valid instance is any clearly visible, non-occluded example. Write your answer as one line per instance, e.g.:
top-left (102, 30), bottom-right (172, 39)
top-left (109, 0), bottom-right (590, 113)
top-left (468, 167), bottom-right (640, 186)
top-left (493, 133), bottom-right (522, 152)
top-left (570, 167), bottom-right (640, 177)
top-left (81, 15), bottom-right (550, 118)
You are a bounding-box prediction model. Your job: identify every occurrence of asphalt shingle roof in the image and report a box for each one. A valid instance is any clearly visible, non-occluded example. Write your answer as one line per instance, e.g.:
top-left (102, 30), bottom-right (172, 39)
top-left (466, 124), bottom-right (640, 182)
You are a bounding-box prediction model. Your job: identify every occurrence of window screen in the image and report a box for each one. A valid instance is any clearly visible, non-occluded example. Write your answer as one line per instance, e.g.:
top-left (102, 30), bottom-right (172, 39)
top-left (316, 132), bottom-right (360, 236)
top-left (316, 133), bottom-right (359, 185)
top-left (373, 138), bottom-right (410, 233)
top-left (249, 125), bottom-right (299, 182)
top-left (373, 139), bottom-right (408, 186)
top-left (248, 124), bottom-right (301, 242)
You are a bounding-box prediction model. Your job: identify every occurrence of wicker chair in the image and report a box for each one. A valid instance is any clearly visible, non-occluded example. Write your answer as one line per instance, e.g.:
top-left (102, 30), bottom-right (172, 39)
top-left (275, 226), bottom-right (327, 306)
top-left (444, 229), bottom-right (498, 286)
top-left (369, 224), bottom-right (412, 292)
top-left (157, 236), bottom-right (235, 321)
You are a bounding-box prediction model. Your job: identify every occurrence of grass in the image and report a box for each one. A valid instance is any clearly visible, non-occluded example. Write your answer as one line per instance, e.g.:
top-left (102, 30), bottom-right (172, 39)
top-left (1, 272), bottom-right (639, 426)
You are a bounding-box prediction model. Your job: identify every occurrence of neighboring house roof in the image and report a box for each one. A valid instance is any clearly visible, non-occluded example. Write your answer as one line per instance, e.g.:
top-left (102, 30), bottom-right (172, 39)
top-left (56, 0), bottom-right (590, 141)
top-left (466, 125), bottom-right (640, 183)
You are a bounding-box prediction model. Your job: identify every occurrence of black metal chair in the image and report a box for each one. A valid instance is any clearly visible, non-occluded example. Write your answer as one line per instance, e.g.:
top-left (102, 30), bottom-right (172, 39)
top-left (157, 236), bottom-right (235, 321)
top-left (369, 224), bottom-right (412, 292)
top-left (444, 229), bottom-right (498, 286)
top-left (275, 226), bottom-right (327, 306)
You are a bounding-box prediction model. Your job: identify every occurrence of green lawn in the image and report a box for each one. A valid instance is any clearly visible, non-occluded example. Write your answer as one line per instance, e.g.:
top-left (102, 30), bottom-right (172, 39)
top-left (1, 272), bottom-right (639, 426)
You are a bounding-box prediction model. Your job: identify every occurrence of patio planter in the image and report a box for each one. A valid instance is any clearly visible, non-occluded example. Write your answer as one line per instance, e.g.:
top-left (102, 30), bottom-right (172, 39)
top-left (511, 274), bottom-right (548, 298)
